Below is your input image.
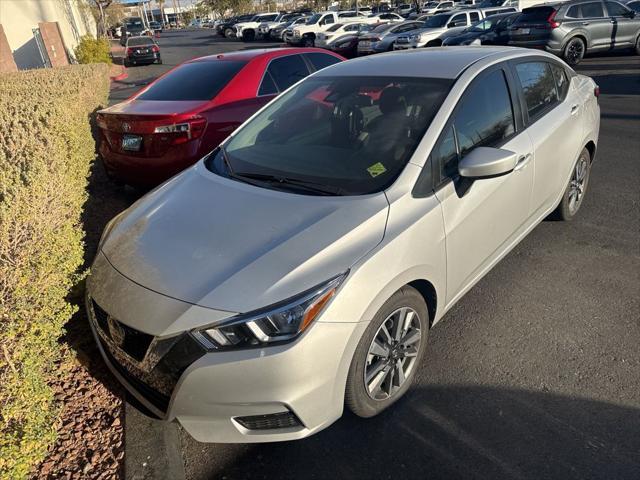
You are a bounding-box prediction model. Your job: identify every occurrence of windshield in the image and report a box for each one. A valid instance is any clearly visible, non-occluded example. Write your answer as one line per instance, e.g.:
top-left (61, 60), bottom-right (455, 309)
top-left (468, 17), bottom-right (499, 31)
top-left (137, 61), bottom-right (246, 101)
top-left (327, 24), bottom-right (344, 32)
top-left (213, 76), bottom-right (452, 195)
top-left (127, 37), bottom-right (154, 46)
top-left (424, 2), bottom-right (439, 7)
top-left (126, 19), bottom-right (143, 28)
top-left (479, 0), bottom-right (502, 6)
top-left (306, 14), bottom-right (321, 24)
top-left (424, 13), bottom-right (450, 27)
top-left (372, 23), bottom-right (396, 32)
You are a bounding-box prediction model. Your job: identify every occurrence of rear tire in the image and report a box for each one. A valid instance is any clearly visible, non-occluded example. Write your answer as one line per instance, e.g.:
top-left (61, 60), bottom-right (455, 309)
top-left (303, 35), bottom-right (315, 47)
top-left (552, 147), bottom-right (591, 221)
top-left (635, 35), bottom-right (640, 55)
top-left (345, 286), bottom-right (429, 418)
top-left (224, 28), bottom-right (234, 38)
top-left (563, 37), bottom-right (585, 65)
top-left (242, 30), bottom-right (255, 42)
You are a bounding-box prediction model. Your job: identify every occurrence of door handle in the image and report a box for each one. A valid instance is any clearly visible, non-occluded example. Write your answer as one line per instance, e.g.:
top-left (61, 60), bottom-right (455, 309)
top-left (571, 104), bottom-right (580, 115)
top-left (582, 21), bottom-right (590, 25)
top-left (514, 153), bottom-right (532, 171)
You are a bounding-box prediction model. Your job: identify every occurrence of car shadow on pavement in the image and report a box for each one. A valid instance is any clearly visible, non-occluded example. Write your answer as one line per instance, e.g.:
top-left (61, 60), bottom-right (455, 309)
top-left (177, 386), bottom-right (640, 480)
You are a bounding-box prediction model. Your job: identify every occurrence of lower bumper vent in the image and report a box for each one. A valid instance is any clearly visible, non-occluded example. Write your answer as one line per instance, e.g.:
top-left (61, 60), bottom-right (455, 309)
top-left (235, 411), bottom-right (302, 431)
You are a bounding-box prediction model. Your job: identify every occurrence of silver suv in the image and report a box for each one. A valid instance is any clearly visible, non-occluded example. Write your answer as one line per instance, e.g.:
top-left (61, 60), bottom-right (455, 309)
top-left (509, 0), bottom-right (640, 64)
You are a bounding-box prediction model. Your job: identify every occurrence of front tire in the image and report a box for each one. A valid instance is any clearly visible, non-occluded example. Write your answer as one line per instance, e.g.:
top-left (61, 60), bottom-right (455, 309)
top-left (224, 28), bottom-right (234, 38)
top-left (563, 37), bottom-right (585, 65)
top-left (346, 286), bottom-right (429, 418)
top-left (635, 35), bottom-right (640, 55)
top-left (302, 35), bottom-right (315, 47)
top-left (553, 147), bottom-right (591, 221)
top-left (242, 30), bottom-right (255, 42)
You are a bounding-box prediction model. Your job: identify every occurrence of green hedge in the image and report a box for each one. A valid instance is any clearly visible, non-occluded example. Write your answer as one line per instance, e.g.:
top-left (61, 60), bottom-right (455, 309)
top-left (0, 63), bottom-right (109, 479)
top-left (74, 35), bottom-right (112, 65)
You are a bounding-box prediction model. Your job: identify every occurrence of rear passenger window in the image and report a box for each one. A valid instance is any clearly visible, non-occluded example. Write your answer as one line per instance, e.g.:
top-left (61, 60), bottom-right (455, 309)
top-left (566, 5), bottom-right (581, 17)
top-left (267, 55), bottom-right (310, 91)
top-left (305, 53), bottom-right (341, 71)
top-left (453, 69), bottom-right (515, 162)
top-left (550, 63), bottom-right (569, 101)
top-left (470, 12), bottom-right (480, 21)
top-left (580, 1), bottom-right (605, 17)
top-left (258, 71), bottom-right (278, 96)
top-left (515, 62), bottom-right (558, 119)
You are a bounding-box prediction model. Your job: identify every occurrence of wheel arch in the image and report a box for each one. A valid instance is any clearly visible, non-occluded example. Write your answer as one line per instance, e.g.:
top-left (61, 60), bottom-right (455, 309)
top-left (585, 140), bottom-right (596, 163)
top-left (407, 279), bottom-right (437, 326)
top-left (564, 33), bottom-right (588, 51)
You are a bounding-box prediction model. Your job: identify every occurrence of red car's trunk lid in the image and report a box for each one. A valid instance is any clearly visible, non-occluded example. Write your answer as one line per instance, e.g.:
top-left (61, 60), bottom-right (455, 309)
top-left (97, 100), bottom-right (207, 156)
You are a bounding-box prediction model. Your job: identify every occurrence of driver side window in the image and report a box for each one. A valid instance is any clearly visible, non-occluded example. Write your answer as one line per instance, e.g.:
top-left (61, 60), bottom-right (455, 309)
top-left (434, 69), bottom-right (516, 184)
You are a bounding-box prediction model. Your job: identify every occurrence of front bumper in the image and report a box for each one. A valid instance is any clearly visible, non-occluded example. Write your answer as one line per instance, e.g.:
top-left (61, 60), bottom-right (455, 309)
top-left (86, 252), bottom-right (367, 443)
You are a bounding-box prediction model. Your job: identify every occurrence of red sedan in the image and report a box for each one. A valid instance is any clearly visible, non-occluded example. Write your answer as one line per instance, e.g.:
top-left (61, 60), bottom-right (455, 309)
top-left (97, 48), bottom-right (344, 186)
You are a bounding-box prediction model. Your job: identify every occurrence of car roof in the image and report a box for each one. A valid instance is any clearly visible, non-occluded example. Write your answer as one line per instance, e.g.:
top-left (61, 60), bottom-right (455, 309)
top-left (188, 48), bottom-right (335, 64)
top-left (314, 47), bottom-right (525, 79)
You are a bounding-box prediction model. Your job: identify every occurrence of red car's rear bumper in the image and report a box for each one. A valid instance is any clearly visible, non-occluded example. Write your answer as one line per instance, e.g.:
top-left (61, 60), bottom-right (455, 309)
top-left (99, 139), bottom-right (202, 187)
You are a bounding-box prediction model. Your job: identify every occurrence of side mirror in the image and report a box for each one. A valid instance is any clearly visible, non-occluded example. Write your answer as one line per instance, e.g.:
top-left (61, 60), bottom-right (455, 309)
top-left (625, 10), bottom-right (636, 18)
top-left (458, 147), bottom-right (518, 178)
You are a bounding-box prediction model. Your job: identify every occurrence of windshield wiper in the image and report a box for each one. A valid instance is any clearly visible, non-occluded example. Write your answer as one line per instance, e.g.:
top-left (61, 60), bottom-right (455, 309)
top-left (219, 147), bottom-right (343, 195)
top-left (233, 171), bottom-right (343, 196)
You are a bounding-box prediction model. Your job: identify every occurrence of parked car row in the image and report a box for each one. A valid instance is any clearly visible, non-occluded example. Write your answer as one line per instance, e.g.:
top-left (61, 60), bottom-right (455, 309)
top-left (90, 45), bottom-right (601, 444)
top-left (310, 0), bottom-right (640, 65)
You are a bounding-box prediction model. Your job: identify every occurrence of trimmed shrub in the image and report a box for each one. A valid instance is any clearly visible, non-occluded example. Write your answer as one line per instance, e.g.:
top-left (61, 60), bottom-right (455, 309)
top-left (74, 35), bottom-right (112, 65)
top-left (0, 64), bottom-right (109, 479)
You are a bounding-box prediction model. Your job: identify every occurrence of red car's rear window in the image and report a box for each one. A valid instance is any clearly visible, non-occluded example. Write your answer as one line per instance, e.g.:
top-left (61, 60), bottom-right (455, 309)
top-left (137, 61), bottom-right (247, 101)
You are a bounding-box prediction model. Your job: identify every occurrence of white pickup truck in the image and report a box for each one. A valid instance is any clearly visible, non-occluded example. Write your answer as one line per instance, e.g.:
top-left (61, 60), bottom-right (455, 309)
top-left (287, 11), bottom-right (341, 46)
top-left (394, 9), bottom-right (482, 48)
top-left (234, 12), bottom-right (279, 41)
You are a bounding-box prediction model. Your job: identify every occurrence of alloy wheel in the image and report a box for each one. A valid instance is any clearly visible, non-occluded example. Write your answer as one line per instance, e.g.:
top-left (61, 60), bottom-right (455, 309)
top-left (568, 156), bottom-right (588, 214)
top-left (364, 307), bottom-right (422, 401)
top-left (566, 39), bottom-right (584, 64)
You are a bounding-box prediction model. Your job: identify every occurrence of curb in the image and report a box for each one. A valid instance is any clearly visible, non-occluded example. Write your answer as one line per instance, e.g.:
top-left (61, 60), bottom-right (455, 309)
top-left (110, 69), bottom-right (128, 82)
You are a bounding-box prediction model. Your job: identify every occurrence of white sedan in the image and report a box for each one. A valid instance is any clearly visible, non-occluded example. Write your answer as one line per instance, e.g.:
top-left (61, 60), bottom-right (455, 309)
top-left (87, 47), bottom-right (599, 443)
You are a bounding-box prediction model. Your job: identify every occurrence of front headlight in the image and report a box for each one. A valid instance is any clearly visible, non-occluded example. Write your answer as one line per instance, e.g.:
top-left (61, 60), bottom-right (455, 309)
top-left (191, 273), bottom-right (347, 350)
top-left (410, 34), bottom-right (420, 41)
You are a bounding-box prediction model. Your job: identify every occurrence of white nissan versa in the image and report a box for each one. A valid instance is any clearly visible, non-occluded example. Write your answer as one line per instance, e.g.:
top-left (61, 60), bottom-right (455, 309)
top-left (87, 47), bottom-right (600, 443)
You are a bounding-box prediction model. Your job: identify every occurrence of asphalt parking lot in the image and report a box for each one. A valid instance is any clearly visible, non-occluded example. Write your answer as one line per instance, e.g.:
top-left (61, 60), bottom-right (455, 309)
top-left (109, 29), bottom-right (640, 480)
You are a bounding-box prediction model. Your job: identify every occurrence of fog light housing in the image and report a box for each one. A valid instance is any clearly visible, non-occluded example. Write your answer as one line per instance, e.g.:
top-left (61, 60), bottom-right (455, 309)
top-left (234, 411), bottom-right (302, 430)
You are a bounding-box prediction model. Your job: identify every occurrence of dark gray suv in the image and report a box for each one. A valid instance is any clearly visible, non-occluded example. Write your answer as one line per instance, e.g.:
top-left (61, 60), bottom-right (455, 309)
top-left (509, 0), bottom-right (640, 64)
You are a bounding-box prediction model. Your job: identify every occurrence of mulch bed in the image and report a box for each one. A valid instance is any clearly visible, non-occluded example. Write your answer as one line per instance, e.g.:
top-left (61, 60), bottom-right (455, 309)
top-left (32, 160), bottom-right (139, 479)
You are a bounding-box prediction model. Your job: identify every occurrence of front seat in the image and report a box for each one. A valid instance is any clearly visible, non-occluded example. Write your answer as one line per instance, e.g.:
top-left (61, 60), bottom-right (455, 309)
top-left (364, 86), bottom-right (409, 162)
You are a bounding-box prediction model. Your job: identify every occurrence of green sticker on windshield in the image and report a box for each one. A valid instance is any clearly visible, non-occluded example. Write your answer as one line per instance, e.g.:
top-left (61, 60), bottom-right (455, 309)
top-left (367, 162), bottom-right (387, 178)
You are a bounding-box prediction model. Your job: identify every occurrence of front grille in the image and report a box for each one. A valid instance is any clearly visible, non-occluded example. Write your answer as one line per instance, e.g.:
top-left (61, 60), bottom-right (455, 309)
top-left (99, 335), bottom-right (171, 415)
top-left (88, 297), bottom-right (208, 416)
top-left (235, 411), bottom-right (302, 431)
top-left (92, 300), bottom-right (153, 362)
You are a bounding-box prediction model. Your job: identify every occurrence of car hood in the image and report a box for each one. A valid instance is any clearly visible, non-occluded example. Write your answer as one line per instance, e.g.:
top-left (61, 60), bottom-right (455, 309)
top-left (101, 163), bottom-right (389, 313)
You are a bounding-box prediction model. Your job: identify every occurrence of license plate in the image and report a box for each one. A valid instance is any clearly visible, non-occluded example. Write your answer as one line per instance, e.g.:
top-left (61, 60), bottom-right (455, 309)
top-left (515, 28), bottom-right (530, 35)
top-left (122, 134), bottom-right (142, 151)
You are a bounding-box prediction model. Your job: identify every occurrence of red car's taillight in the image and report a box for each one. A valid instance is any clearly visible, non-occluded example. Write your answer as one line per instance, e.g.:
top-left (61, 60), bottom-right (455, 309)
top-left (153, 116), bottom-right (207, 145)
top-left (594, 85), bottom-right (600, 98)
top-left (547, 10), bottom-right (561, 28)
top-left (126, 47), bottom-right (134, 55)
top-left (96, 113), bottom-right (107, 130)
